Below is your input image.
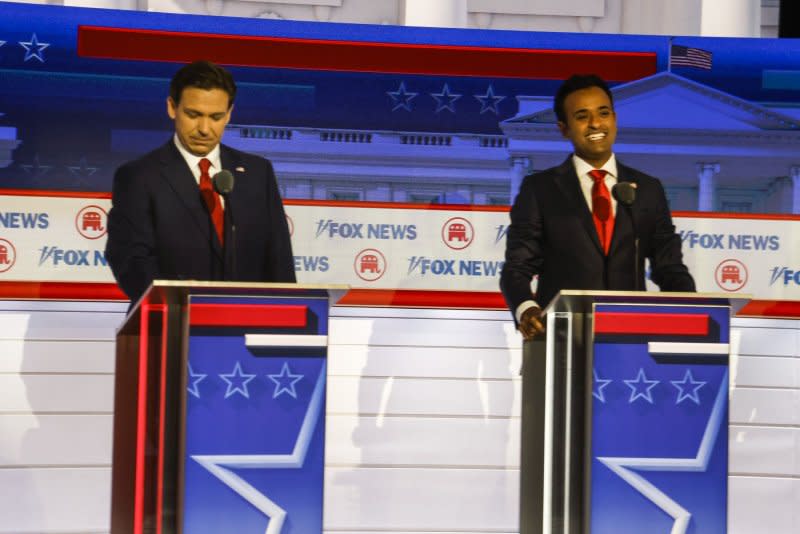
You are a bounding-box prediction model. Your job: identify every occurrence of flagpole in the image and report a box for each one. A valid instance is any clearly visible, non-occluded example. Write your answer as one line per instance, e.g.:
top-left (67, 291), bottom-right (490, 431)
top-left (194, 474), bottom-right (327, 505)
top-left (667, 36), bottom-right (673, 73)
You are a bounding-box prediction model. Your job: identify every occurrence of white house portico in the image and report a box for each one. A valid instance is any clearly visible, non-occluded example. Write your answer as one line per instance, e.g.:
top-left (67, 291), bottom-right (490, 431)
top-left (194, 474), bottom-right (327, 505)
top-left (501, 72), bottom-right (800, 213)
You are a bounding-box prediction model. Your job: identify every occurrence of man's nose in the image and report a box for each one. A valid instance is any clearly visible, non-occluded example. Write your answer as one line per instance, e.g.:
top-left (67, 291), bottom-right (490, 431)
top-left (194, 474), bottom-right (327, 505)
top-left (588, 113), bottom-right (601, 128)
top-left (197, 117), bottom-right (210, 133)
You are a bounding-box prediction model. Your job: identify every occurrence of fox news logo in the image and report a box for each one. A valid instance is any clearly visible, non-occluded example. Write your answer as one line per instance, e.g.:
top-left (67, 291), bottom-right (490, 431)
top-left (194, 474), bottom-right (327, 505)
top-left (680, 230), bottom-right (780, 251)
top-left (494, 224), bottom-right (509, 245)
top-left (441, 217), bottom-right (474, 250)
top-left (315, 219), bottom-right (416, 240)
top-left (38, 246), bottom-right (108, 267)
top-left (407, 256), bottom-right (503, 277)
top-left (294, 255), bottom-right (329, 272)
top-left (769, 267), bottom-right (800, 286)
top-left (0, 211), bottom-right (49, 229)
top-left (0, 238), bottom-right (17, 273)
top-left (75, 206), bottom-right (107, 240)
top-left (354, 248), bottom-right (386, 282)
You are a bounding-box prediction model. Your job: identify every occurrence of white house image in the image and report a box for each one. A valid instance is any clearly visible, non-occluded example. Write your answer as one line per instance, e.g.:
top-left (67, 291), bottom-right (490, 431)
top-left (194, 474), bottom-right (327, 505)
top-left (222, 72), bottom-right (800, 214)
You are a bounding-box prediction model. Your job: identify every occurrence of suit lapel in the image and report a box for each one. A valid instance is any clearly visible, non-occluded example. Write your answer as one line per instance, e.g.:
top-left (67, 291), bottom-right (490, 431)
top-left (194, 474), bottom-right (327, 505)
top-left (608, 163), bottom-right (636, 257)
top-left (158, 142), bottom-right (223, 260)
top-left (553, 157), bottom-right (603, 254)
top-left (220, 145), bottom-right (246, 223)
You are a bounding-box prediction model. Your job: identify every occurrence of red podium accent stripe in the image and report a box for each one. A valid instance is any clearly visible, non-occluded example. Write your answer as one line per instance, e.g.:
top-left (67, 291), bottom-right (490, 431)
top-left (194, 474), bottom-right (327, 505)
top-left (0, 281), bottom-right (127, 300)
top-left (189, 303), bottom-right (308, 327)
top-left (595, 312), bottom-right (709, 335)
top-left (337, 289), bottom-right (508, 309)
top-left (77, 26), bottom-right (656, 80)
top-left (738, 300), bottom-right (800, 319)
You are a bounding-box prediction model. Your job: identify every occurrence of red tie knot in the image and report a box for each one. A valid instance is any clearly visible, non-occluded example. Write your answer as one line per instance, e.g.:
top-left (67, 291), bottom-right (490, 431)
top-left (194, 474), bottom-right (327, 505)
top-left (199, 158), bottom-right (212, 176)
top-left (589, 169), bottom-right (607, 183)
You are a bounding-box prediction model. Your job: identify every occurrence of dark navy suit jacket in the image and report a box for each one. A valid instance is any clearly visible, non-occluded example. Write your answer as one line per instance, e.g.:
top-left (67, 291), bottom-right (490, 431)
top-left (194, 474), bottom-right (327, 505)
top-left (105, 141), bottom-right (296, 304)
top-left (500, 157), bottom-right (695, 316)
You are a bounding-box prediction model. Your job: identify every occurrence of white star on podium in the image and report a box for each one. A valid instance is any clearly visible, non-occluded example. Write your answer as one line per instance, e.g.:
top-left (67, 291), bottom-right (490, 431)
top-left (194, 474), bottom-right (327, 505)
top-left (219, 361), bottom-right (256, 399)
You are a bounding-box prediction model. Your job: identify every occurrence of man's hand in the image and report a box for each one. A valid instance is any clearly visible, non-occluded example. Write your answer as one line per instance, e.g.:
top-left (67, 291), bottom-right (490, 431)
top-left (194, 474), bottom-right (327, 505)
top-left (519, 306), bottom-right (545, 340)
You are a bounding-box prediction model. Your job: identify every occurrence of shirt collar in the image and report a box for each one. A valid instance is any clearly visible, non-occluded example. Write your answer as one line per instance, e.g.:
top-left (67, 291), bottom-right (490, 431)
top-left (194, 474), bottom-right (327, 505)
top-left (173, 134), bottom-right (221, 175)
top-left (572, 153), bottom-right (618, 180)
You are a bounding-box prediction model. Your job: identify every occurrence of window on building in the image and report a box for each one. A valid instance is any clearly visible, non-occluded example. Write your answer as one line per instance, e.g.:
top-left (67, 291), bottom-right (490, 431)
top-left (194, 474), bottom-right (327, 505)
top-left (409, 192), bottom-right (442, 204)
top-left (328, 190), bottom-right (363, 201)
top-left (721, 201), bottom-right (752, 213)
top-left (487, 195), bottom-right (511, 206)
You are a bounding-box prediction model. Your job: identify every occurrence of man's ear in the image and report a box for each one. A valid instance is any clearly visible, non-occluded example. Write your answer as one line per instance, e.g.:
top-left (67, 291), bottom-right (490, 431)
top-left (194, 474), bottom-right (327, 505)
top-left (166, 97), bottom-right (177, 120)
top-left (557, 121), bottom-right (568, 138)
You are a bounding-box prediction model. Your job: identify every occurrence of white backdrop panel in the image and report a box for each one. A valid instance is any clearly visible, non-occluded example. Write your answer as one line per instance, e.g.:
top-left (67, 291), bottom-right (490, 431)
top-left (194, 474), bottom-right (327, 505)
top-left (0, 467), bottom-right (111, 533)
top-left (729, 388), bottom-right (800, 425)
top-left (729, 476), bottom-right (800, 534)
top-left (325, 414), bottom-right (519, 467)
top-left (327, 345), bottom-right (521, 380)
top-left (0, 339), bottom-right (115, 373)
top-left (327, 375), bottom-right (520, 417)
top-left (323, 467), bottom-right (518, 531)
top-left (0, 374), bottom-right (114, 413)
top-left (329, 316), bottom-right (518, 348)
top-left (0, 414), bottom-right (112, 466)
top-left (729, 425), bottom-right (799, 476)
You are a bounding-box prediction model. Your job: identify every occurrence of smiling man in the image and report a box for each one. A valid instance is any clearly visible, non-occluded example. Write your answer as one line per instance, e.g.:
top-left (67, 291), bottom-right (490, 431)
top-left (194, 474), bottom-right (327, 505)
top-left (500, 74), bottom-right (695, 340)
top-left (106, 61), bottom-right (296, 305)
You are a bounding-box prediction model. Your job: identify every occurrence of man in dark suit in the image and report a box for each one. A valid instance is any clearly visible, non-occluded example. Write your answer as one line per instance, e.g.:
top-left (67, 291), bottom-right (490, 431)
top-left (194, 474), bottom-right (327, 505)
top-left (500, 74), bottom-right (695, 339)
top-left (105, 60), bottom-right (296, 304)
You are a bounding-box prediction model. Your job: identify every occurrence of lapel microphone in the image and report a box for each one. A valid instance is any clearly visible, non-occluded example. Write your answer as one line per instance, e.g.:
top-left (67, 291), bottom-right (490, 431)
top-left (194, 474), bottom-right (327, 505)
top-left (212, 170), bottom-right (236, 280)
top-left (611, 181), bottom-right (640, 290)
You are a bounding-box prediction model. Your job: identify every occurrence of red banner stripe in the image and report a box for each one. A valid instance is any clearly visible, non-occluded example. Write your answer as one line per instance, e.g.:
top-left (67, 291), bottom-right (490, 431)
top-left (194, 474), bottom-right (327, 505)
top-left (595, 312), bottom-right (710, 336)
top-left (337, 288), bottom-right (507, 309)
top-left (76, 26), bottom-right (656, 80)
top-left (737, 299), bottom-right (800, 319)
top-left (188, 303), bottom-right (308, 327)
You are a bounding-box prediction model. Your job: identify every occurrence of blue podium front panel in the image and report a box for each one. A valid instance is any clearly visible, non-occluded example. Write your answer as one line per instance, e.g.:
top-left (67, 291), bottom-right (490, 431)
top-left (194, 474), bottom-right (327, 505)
top-left (589, 304), bottom-right (729, 534)
top-left (182, 295), bottom-right (329, 534)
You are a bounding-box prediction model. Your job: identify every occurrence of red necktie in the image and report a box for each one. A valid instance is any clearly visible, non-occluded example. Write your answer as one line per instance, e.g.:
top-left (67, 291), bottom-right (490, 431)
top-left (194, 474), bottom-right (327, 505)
top-left (589, 169), bottom-right (614, 255)
top-left (198, 158), bottom-right (224, 245)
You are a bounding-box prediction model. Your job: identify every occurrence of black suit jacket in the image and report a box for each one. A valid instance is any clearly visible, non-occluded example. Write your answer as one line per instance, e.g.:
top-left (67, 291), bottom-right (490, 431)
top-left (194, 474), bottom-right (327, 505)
top-left (105, 141), bottom-right (296, 303)
top-left (500, 157), bottom-right (695, 316)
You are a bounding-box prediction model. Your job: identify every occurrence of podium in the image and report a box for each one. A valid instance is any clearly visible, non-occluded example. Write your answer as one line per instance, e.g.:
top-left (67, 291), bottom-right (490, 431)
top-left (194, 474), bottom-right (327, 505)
top-left (110, 281), bottom-right (344, 534)
top-left (519, 291), bottom-right (747, 534)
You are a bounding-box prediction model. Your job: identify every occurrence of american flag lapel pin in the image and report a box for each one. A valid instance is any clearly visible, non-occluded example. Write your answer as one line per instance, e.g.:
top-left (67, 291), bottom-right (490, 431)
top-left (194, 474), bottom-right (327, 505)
top-left (235, 166), bottom-right (245, 172)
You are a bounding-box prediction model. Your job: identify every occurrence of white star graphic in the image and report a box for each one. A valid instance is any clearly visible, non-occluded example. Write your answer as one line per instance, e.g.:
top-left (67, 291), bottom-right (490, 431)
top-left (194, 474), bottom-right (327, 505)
top-left (474, 85), bottom-right (506, 114)
top-left (386, 81), bottom-right (418, 112)
top-left (187, 364), bottom-right (207, 399)
top-left (671, 369), bottom-right (706, 405)
top-left (219, 361), bottom-right (257, 399)
top-left (267, 362), bottom-right (304, 399)
top-left (431, 83), bottom-right (462, 113)
top-left (19, 33), bottom-right (50, 63)
top-left (597, 370), bottom-right (728, 534)
top-left (592, 368), bottom-right (612, 403)
top-left (193, 361), bottom-right (327, 534)
top-left (20, 155), bottom-right (52, 179)
top-left (624, 368), bottom-right (660, 404)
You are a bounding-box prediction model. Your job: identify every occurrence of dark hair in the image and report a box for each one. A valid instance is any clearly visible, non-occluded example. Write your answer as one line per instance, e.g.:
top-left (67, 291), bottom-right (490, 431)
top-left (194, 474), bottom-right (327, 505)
top-left (169, 60), bottom-right (237, 108)
top-left (553, 74), bottom-right (613, 123)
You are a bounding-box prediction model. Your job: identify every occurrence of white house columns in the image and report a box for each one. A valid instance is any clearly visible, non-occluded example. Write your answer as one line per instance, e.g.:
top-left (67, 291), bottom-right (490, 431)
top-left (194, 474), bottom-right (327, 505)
top-left (697, 163), bottom-right (720, 211)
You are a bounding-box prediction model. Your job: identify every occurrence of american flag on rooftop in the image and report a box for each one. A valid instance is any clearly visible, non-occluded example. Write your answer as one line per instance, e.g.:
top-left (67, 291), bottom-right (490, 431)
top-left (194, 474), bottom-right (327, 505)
top-left (670, 44), bottom-right (713, 70)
